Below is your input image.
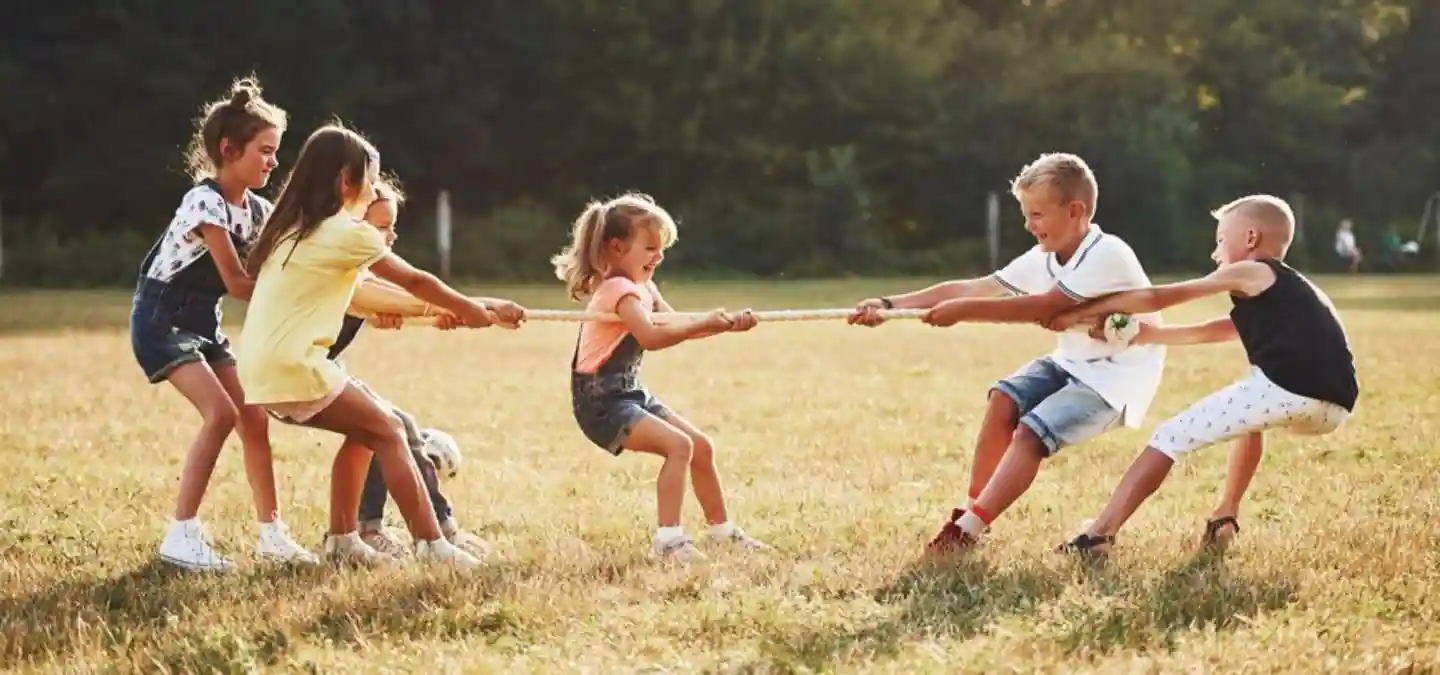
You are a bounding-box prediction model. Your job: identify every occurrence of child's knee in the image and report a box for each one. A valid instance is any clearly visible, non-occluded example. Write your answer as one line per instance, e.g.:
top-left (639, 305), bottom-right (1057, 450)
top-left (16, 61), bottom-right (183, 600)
top-left (385, 411), bottom-right (408, 437)
top-left (1010, 421), bottom-right (1058, 460)
top-left (358, 416), bottom-right (407, 455)
top-left (201, 399), bottom-right (239, 432)
top-left (236, 404), bottom-right (270, 433)
top-left (664, 434), bottom-right (694, 463)
top-left (688, 433), bottom-right (715, 466)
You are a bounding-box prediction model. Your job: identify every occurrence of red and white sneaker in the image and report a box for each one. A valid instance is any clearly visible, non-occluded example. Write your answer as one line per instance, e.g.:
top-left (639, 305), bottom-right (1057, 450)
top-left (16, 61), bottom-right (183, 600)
top-left (924, 508), bottom-right (979, 556)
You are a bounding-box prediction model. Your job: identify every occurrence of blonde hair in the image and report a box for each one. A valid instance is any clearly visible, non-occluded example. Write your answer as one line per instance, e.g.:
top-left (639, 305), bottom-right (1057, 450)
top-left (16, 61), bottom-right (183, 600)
top-left (1211, 194), bottom-right (1296, 253)
top-left (1011, 152), bottom-right (1098, 217)
top-left (372, 175), bottom-right (406, 206)
top-left (551, 192), bottom-right (679, 300)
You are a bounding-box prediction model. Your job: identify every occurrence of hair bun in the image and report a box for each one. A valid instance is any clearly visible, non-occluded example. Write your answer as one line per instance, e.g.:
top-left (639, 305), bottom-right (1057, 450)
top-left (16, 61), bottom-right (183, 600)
top-left (227, 77), bottom-right (263, 108)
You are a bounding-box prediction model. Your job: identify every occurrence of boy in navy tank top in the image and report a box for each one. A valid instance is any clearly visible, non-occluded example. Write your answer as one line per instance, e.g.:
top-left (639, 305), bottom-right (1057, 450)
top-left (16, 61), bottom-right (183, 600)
top-left (1045, 194), bottom-right (1358, 555)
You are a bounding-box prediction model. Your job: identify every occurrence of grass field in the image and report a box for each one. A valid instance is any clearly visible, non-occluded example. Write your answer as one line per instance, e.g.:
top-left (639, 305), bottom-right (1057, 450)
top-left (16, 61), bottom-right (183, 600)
top-left (1, 276), bottom-right (1438, 674)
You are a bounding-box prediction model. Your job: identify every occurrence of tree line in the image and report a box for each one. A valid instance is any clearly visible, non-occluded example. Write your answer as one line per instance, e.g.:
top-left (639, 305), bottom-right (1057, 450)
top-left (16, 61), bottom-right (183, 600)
top-left (1, 0), bottom-right (1436, 287)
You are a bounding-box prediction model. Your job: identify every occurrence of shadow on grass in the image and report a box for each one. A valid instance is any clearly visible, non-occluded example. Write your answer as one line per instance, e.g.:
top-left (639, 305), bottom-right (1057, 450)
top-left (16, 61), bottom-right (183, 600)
top-left (0, 559), bottom-right (298, 669)
top-left (0, 553), bottom-right (627, 672)
top-left (296, 563), bottom-right (531, 647)
top-left (1056, 548), bottom-right (1299, 655)
top-left (754, 547), bottom-right (1298, 671)
top-left (759, 555), bottom-right (1069, 668)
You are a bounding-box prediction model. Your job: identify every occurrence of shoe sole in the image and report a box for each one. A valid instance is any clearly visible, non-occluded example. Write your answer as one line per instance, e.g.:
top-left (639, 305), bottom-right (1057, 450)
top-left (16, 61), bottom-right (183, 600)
top-left (159, 553), bottom-right (233, 572)
top-left (257, 551), bottom-right (322, 566)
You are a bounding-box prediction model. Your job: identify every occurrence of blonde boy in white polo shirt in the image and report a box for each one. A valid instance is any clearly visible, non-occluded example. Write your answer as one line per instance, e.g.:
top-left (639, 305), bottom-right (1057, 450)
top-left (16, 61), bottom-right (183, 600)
top-left (850, 152), bottom-right (1165, 555)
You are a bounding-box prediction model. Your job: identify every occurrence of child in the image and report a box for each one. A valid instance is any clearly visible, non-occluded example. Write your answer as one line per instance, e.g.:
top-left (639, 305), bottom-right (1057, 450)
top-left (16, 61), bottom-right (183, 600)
top-left (551, 192), bottom-right (769, 563)
top-left (321, 182), bottom-right (489, 559)
top-left (129, 76), bottom-right (317, 571)
top-left (237, 123), bottom-right (525, 567)
top-left (1046, 194), bottom-right (1358, 554)
top-left (847, 152), bottom-right (1166, 555)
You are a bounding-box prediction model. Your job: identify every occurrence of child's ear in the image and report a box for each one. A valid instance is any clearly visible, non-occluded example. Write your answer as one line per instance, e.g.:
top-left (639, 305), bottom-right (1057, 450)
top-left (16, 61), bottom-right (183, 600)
top-left (1068, 201), bottom-right (1087, 220)
top-left (218, 138), bottom-right (240, 162)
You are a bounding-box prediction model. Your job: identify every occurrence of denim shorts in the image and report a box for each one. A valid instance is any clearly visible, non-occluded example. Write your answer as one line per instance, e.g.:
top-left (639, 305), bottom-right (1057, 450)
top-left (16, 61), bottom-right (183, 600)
top-left (130, 277), bottom-right (234, 383)
top-left (992, 357), bottom-right (1121, 457)
top-left (573, 386), bottom-right (672, 456)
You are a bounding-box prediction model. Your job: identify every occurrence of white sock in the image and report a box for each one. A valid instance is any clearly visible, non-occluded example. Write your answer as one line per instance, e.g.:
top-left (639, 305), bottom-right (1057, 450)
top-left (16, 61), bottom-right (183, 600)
top-left (709, 522), bottom-right (736, 538)
top-left (259, 520), bottom-right (285, 536)
top-left (956, 511), bottom-right (988, 537)
top-left (655, 526), bottom-right (686, 543)
top-left (440, 517), bottom-right (459, 534)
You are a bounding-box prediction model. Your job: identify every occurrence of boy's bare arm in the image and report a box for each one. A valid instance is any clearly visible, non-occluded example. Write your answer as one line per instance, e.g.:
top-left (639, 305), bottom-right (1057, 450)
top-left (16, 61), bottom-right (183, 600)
top-left (850, 276), bottom-right (1008, 326)
top-left (1050, 262), bottom-right (1276, 329)
top-left (1131, 316), bottom-right (1239, 346)
top-left (920, 287), bottom-right (1080, 327)
top-left (879, 276), bottom-right (1008, 309)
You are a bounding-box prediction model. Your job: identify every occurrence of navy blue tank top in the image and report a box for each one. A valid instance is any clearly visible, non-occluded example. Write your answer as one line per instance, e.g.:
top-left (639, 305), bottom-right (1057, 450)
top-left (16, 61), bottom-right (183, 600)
top-left (1229, 259), bottom-right (1358, 411)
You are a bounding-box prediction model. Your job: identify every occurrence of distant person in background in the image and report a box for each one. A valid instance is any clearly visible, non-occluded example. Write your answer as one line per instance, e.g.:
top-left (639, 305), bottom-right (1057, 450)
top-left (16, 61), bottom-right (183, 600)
top-left (1380, 226), bottom-right (1407, 271)
top-left (1335, 219), bottom-right (1362, 273)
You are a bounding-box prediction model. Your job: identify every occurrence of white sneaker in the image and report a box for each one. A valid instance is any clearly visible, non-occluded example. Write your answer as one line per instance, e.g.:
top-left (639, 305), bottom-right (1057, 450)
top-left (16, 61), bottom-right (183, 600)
top-left (441, 523), bottom-right (491, 560)
top-left (360, 526), bottom-right (413, 560)
top-left (708, 526), bottom-right (770, 550)
top-left (651, 535), bottom-right (708, 563)
top-left (158, 518), bottom-right (234, 572)
top-left (414, 538), bottom-right (483, 569)
top-left (256, 520), bottom-right (320, 565)
top-left (323, 531), bottom-right (386, 567)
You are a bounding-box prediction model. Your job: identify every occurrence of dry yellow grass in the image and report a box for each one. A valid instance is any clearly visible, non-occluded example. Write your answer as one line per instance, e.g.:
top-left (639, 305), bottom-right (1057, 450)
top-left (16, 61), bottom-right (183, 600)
top-left (1, 276), bottom-right (1438, 674)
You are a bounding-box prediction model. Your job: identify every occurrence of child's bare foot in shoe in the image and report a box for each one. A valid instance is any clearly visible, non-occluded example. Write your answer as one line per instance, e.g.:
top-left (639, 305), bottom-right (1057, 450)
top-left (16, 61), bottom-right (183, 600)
top-left (1055, 517), bottom-right (1115, 557)
top-left (1055, 532), bottom-right (1115, 557)
top-left (924, 508), bottom-right (981, 558)
top-left (1202, 515), bottom-right (1240, 552)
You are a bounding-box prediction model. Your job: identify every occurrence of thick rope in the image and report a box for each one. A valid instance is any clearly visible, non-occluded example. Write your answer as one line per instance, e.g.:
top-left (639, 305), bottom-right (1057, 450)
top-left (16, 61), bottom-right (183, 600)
top-left (359, 307), bottom-right (1099, 333)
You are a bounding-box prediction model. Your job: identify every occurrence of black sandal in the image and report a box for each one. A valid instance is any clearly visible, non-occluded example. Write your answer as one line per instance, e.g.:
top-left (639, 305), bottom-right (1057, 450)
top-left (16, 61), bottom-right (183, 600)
top-left (1203, 516), bottom-right (1240, 547)
top-left (1056, 532), bottom-right (1115, 555)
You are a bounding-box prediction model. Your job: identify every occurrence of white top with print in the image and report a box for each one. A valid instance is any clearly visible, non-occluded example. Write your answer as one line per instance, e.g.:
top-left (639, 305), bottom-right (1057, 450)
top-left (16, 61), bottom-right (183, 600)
top-left (991, 223), bottom-right (1167, 428)
top-left (144, 185), bottom-right (271, 282)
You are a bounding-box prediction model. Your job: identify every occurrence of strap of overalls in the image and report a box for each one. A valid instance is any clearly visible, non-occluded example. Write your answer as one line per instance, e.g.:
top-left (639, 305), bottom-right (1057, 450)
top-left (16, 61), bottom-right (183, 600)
top-left (569, 289), bottom-right (659, 372)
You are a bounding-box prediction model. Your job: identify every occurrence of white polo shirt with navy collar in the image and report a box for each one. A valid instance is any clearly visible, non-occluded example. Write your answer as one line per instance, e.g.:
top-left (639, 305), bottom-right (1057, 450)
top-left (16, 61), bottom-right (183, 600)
top-left (991, 223), bottom-right (1167, 428)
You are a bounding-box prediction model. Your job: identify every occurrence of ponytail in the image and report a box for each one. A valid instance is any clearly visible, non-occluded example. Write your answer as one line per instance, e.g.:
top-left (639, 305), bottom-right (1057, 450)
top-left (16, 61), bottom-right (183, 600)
top-left (551, 201), bottom-right (609, 301)
top-left (551, 192), bottom-right (680, 301)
